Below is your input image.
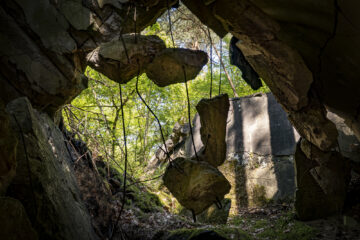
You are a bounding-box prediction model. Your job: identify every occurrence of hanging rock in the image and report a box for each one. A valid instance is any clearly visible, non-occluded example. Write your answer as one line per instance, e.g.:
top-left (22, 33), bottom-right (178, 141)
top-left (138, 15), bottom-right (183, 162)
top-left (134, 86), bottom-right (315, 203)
top-left (196, 94), bottom-right (229, 167)
top-left (146, 48), bottom-right (208, 87)
top-left (230, 37), bottom-right (262, 90)
top-left (87, 34), bottom-right (166, 83)
top-left (0, 197), bottom-right (38, 240)
top-left (294, 140), bottom-right (349, 220)
top-left (163, 157), bottom-right (230, 215)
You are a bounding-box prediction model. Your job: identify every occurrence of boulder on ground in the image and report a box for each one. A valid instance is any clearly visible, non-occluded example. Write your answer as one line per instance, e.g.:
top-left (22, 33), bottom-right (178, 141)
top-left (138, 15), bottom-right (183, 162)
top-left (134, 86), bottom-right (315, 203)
top-left (163, 157), bottom-right (230, 215)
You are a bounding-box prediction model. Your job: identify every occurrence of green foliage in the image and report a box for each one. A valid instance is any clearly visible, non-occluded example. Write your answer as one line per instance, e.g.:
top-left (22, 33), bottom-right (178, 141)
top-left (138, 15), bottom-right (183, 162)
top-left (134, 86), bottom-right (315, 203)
top-left (62, 5), bottom-right (270, 185)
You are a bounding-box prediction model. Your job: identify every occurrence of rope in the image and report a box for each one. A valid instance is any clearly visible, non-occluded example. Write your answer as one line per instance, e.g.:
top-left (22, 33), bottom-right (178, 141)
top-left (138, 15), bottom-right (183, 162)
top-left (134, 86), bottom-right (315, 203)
top-left (183, 66), bottom-right (199, 161)
top-left (219, 39), bottom-right (222, 95)
top-left (166, 0), bottom-right (176, 48)
top-left (134, 5), bottom-right (137, 43)
top-left (110, 84), bottom-right (128, 240)
top-left (135, 59), bottom-right (172, 163)
top-left (207, 27), bottom-right (213, 98)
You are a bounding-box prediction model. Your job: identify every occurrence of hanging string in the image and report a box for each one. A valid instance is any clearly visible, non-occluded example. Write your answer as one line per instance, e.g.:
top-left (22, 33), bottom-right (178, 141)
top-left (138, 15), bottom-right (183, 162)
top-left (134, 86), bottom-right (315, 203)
top-left (110, 84), bottom-right (128, 240)
top-left (218, 39), bottom-right (222, 95)
top-left (134, 5), bottom-right (137, 43)
top-left (166, 0), bottom-right (176, 48)
top-left (183, 66), bottom-right (199, 161)
top-left (207, 27), bottom-right (213, 98)
top-left (135, 59), bottom-right (172, 163)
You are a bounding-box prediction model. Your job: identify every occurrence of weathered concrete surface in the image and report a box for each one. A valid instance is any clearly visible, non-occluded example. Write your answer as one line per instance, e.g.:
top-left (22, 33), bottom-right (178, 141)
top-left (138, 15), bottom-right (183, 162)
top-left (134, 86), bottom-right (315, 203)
top-left (163, 157), bottom-right (231, 215)
top-left (6, 98), bottom-right (98, 240)
top-left (0, 197), bottom-right (38, 240)
top-left (146, 48), bottom-right (208, 87)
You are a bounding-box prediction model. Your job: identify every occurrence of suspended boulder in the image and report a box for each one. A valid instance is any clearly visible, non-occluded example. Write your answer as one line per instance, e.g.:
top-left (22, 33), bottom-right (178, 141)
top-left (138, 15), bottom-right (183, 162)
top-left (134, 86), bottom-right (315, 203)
top-left (230, 36), bottom-right (262, 90)
top-left (163, 157), bottom-right (230, 215)
top-left (196, 94), bottom-right (229, 167)
top-left (87, 34), bottom-right (166, 83)
top-left (146, 48), bottom-right (208, 87)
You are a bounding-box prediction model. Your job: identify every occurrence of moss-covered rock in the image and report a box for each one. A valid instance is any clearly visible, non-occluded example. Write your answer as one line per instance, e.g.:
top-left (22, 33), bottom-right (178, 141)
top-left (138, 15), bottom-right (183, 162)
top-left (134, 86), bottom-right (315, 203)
top-left (163, 157), bottom-right (231, 215)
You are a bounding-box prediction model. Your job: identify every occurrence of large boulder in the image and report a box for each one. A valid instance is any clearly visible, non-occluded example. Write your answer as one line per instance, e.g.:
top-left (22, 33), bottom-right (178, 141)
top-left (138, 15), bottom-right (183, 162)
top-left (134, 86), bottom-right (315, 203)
top-left (146, 48), bottom-right (208, 87)
top-left (6, 97), bottom-right (98, 240)
top-left (87, 35), bottom-right (166, 83)
top-left (163, 157), bottom-right (230, 215)
top-left (0, 197), bottom-right (38, 240)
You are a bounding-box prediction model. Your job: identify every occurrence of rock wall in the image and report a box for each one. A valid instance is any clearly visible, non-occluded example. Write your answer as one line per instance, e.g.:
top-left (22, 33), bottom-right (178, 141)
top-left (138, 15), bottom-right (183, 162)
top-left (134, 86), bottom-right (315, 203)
top-left (5, 98), bottom-right (98, 240)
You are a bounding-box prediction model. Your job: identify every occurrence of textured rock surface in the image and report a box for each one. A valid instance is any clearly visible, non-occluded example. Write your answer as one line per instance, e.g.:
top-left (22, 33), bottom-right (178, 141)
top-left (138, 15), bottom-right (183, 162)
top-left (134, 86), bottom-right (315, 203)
top-left (87, 35), bottom-right (166, 83)
top-left (196, 94), bottom-right (229, 167)
top-left (62, 128), bottom-right (116, 239)
top-left (146, 48), bottom-right (208, 87)
top-left (6, 98), bottom-right (98, 240)
top-left (163, 157), bottom-right (231, 215)
top-left (294, 140), bottom-right (350, 220)
top-left (0, 197), bottom-right (38, 240)
top-left (0, 101), bottom-right (17, 195)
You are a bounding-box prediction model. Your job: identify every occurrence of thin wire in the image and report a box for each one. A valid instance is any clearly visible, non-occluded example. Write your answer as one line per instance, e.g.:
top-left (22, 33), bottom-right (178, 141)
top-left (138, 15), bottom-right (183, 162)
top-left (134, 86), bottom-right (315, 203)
top-left (183, 66), bottom-right (199, 161)
top-left (135, 59), bottom-right (172, 163)
top-left (134, 5), bottom-right (137, 43)
top-left (207, 27), bottom-right (213, 98)
top-left (166, 0), bottom-right (176, 48)
top-left (109, 84), bottom-right (128, 240)
top-left (219, 39), bottom-right (222, 95)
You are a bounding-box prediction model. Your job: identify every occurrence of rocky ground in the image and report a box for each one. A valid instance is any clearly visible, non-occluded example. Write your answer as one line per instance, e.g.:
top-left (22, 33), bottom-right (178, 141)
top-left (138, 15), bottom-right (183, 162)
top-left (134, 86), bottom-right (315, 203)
top-left (115, 200), bottom-right (360, 240)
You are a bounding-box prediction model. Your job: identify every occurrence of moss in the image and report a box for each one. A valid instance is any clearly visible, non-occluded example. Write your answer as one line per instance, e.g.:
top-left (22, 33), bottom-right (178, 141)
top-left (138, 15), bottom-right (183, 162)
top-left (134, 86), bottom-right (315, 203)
top-left (229, 210), bottom-right (316, 240)
top-left (127, 184), bottom-right (163, 213)
top-left (251, 184), bottom-right (270, 206)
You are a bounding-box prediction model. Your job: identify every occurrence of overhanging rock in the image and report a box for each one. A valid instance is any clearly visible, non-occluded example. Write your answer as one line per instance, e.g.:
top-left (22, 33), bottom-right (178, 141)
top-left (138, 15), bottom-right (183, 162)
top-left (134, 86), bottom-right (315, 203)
top-left (163, 157), bottom-right (230, 215)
